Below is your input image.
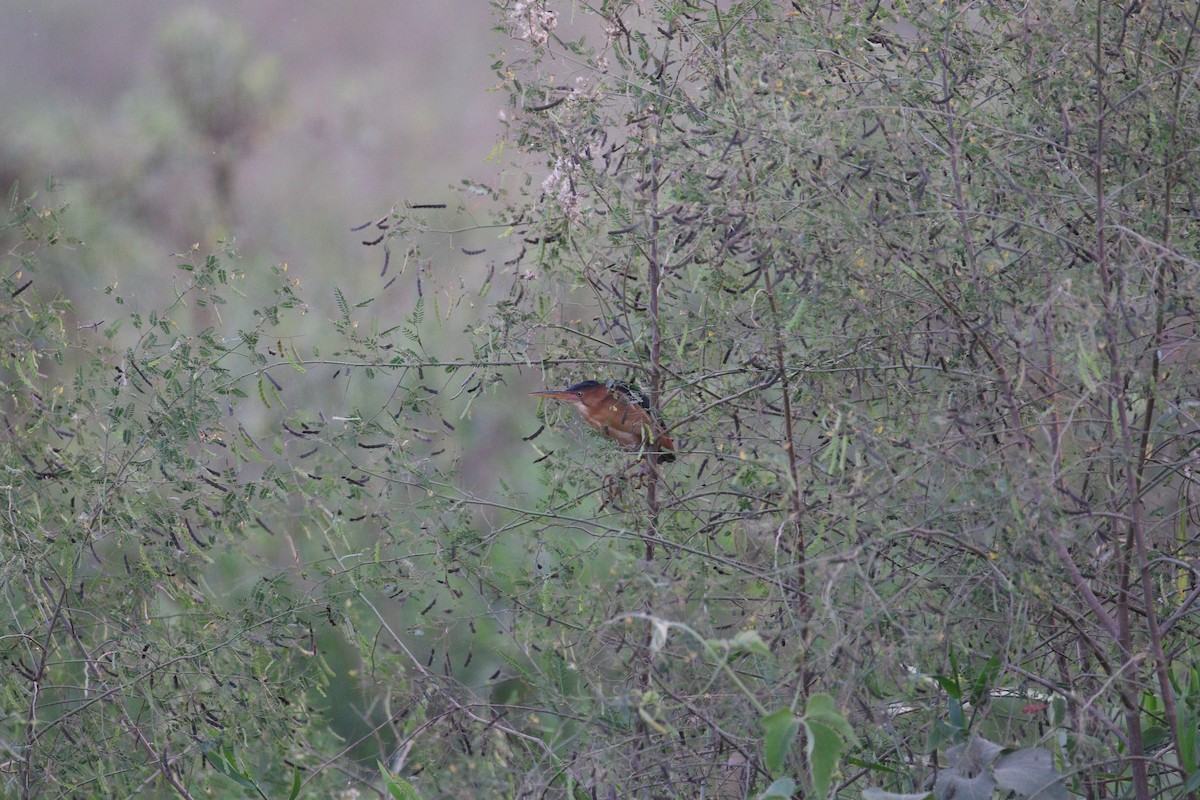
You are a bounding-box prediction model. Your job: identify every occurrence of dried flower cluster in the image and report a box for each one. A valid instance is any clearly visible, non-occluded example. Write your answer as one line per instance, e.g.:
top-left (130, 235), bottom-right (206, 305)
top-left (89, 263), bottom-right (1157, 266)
top-left (541, 156), bottom-right (582, 222)
top-left (509, 0), bottom-right (557, 46)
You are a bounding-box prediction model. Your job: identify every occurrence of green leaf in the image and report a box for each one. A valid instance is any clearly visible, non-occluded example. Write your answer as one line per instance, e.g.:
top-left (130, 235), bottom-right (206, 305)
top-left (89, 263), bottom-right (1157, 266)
top-left (731, 629), bottom-right (771, 657)
top-left (1049, 694), bottom-right (1068, 728)
top-left (992, 748), bottom-right (1067, 800)
top-left (334, 286), bottom-right (351, 321)
top-left (933, 759), bottom-right (995, 800)
top-left (287, 765), bottom-right (302, 800)
top-left (762, 708), bottom-right (801, 777)
top-left (933, 736), bottom-right (1004, 800)
top-left (947, 696), bottom-right (966, 731)
top-left (947, 735), bottom-right (1003, 771)
top-left (283, 341), bottom-right (307, 373)
top-left (546, 650), bottom-right (572, 694)
top-left (256, 374), bottom-right (274, 409)
top-left (1179, 713), bottom-right (1198, 775)
top-left (805, 693), bottom-right (859, 747)
top-left (379, 760), bottom-right (421, 799)
top-left (758, 777), bottom-right (797, 799)
top-left (932, 674), bottom-right (962, 701)
top-left (1184, 769), bottom-right (1200, 794)
top-left (926, 718), bottom-right (960, 752)
top-left (804, 720), bottom-right (845, 800)
top-left (845, 755), bottom-right (896, 773)
top-left (208, 746), bottom-right (265, 797)
top-left (969, 654), bottom-right (1001, 706)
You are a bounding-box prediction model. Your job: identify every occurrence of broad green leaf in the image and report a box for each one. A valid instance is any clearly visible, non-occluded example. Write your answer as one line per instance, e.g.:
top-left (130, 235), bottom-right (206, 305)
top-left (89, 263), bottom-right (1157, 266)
top-left (946, 735), bottom-right (1004, 772)
top-left (992, 748), bottom-right (1067, 800)
top-left (805, 693), bottom-right (859, 747)
top-left (759, 777), bottom-right (797, 799)
top-left (1185, 770), bottom-right (1200, 794)
top-left (1049, 695), bottom-right (1068, 728)
top-left (931, 673), bottom-right (962, 701)
top-left (947, 697), bottom-right (966, 731)
top-left (804, 719), bottom-right (844, 800)
top-left (731, 629), bottom-right (771, 657)
top-left (933, 760), bottom-right (995, 800)
top-left (209, 747), bottom-right (261, 793)
top-left (762, 708), bottom-right (801, 776)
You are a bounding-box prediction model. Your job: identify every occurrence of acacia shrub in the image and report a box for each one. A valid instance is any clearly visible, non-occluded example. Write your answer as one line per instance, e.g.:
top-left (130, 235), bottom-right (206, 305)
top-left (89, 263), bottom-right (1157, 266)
top-left (456, 0), bottom-right (1200, 797)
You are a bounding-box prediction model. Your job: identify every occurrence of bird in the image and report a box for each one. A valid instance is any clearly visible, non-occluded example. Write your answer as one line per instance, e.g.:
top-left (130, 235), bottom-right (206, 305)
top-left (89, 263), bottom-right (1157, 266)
top-left (530, 380), bottom-right (676, 464)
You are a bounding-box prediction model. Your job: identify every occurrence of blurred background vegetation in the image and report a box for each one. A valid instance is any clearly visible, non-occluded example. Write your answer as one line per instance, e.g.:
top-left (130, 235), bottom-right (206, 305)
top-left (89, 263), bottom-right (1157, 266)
top-left (0, 4), bottom-right (530, 797)
top-left (0, 1), bottom-right (503, 320)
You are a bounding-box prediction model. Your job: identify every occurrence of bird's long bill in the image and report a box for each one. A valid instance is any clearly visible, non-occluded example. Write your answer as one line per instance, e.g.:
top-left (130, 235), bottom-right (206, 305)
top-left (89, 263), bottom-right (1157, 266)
top-left (529, 390), bottom-right (576, 401)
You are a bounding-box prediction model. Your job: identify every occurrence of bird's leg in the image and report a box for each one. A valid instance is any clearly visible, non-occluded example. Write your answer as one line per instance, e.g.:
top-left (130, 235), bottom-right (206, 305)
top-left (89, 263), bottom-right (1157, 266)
top-left (601, 470), bottom-right (626, 508)
top-left (626, 457), bottom-right (659, 491)
top-left (601, 458), bottom-right (652, 507)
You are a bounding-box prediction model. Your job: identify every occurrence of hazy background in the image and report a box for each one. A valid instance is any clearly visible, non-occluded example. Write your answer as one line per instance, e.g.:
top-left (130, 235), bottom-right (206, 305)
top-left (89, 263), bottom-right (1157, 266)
top-left (0, 1), bottom-right (505, 300)
top-left (0, 5), bottom-right (544, 758)
top-left (0, 0), bottom-right (543, 516)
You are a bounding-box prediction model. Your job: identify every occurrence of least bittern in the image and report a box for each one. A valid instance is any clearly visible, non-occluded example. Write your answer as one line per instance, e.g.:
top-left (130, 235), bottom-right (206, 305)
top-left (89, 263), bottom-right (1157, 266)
top-left (530, 380), bottom-right (676, 464)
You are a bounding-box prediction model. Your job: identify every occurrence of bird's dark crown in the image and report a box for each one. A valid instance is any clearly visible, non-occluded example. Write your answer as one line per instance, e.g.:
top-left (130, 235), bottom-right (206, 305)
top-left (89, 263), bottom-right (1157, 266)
top-left (562, 380), bottom-right (605, 393)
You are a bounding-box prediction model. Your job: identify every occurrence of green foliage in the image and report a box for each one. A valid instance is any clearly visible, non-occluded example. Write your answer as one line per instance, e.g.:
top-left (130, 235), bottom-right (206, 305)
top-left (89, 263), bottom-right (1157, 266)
top-left (207, 745), bottom-right (270, 798)
top-left (469, 0), bottom-right (1200, 795)
top-left (762, 693), bottom-right (858, 798)
top-left (804, 693), bottom-right (859, 799)
top-left (0, 191), bottom-right (345, 796)
top-left (379, 761), bottom-right (421, 800)
top-left (762, 708), bottom-right (801, 778)
top-left (760, 777), bottom-right (798, 799)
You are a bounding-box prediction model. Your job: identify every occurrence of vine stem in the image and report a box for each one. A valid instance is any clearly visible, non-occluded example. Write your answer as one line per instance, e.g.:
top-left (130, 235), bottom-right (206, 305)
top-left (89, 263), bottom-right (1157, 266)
top-left (762, 268), bottom-right (807, 621)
